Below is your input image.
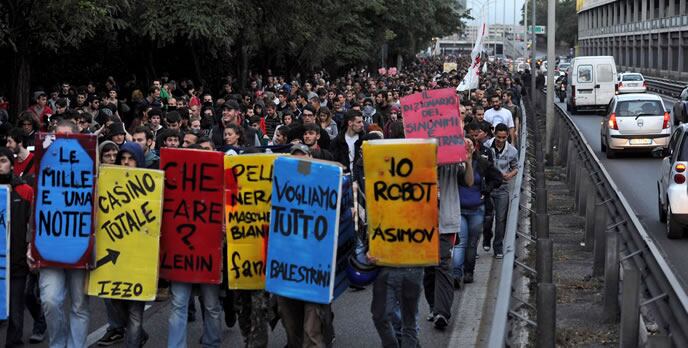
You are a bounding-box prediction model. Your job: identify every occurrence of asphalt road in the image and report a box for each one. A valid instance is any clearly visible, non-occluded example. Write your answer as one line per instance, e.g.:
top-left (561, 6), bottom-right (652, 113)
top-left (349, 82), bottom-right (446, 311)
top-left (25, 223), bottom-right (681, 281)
top-left (558, 96), bottom-right (688, 289)
top-left (1, 257), bottom-right (482, 347)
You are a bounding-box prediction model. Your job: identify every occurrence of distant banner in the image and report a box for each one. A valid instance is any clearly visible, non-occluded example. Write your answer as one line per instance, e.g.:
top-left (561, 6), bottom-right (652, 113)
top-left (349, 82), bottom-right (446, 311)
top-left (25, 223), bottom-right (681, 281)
top-left (443, 62), bottom-right (458, 73)
top-left (88, 166), bottom-right (164, 301)
top-left (32, 133), bottom-right (97, 268)
top-left (265, 158), bottom-right (344, 304)
top-left (401, 88), bottom-right (466, 164)
top-left (363, 139), bottom-right (440, 266)
top-left (0, 186), bottom-right (9, 319)
top-left (160, 149), bottom-right (224, 284)
top-left (224, 154), bottom-right (280, 289)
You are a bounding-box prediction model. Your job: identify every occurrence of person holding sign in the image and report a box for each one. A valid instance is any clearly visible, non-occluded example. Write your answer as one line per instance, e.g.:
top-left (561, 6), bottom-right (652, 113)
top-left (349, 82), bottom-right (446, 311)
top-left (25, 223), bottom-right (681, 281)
top-left (0, 147), bottom-right (35, 347)
top-left (27, 121), bottom-right (93, 348)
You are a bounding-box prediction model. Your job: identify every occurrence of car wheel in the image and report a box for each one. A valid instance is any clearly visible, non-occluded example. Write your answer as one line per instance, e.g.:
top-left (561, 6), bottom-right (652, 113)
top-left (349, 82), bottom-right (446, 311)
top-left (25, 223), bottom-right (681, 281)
top-left (600, 137), bottom-right (607, 152)
top-left (606, 146), bottom-right (617, 159)
top-left (658, 187), bottom-right (667, 223)
top-left (667, 205), bottom-right (684, 239)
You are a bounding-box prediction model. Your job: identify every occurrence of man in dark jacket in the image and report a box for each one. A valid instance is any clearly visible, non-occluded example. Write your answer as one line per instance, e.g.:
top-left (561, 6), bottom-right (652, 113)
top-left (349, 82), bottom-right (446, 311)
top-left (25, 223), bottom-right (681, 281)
top-left (0, 147), bottom-right (34, 347)
top-left (330, 110), bottom-right (365, 174)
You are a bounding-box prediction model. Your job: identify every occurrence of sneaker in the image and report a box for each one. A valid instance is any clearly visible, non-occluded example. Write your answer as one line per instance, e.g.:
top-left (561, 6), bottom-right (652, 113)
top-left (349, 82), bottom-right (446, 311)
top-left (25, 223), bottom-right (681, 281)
top-left (434, 314), bottom-right (449, 330)
top-left (464, 273), bottom-right (474, 284)
top-left (426, 312), bottom-right (436, 322)
top-left (140, 331), bottom-right (149, 347)
top-left (453, 277), bottom-right (462, 289)
top-left (495, 253), bottom-right (504, 259)
top-left (97, 329), bottom-right (125, 346)
top-left (483, 245), bottom-right (491, 252)
top-left (29, 331), bottom-right (46, 344)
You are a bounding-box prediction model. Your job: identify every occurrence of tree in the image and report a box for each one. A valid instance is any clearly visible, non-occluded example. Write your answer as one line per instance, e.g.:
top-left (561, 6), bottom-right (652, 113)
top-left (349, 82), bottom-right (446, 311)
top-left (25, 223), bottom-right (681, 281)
top-left (0, 0), bottom-right (129, 115)
top-left (520, 0), bottom-right (577, 48)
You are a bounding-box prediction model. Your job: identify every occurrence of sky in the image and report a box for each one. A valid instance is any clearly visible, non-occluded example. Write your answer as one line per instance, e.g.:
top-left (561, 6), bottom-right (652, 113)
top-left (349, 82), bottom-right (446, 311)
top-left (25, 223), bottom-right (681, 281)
top-left (465, 0), bottom-right (528, 26)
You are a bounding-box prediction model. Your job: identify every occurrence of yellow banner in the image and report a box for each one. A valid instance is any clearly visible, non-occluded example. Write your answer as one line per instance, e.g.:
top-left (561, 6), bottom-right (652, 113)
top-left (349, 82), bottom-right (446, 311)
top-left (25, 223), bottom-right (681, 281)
top-left (88, 166), bottom-right (164, 301)
top-left (225, 154), bottom-right (280, 289)
top-left (363, 139), bottom-right (439, 266)
top-left (443, 62), bottom-right (458, 73)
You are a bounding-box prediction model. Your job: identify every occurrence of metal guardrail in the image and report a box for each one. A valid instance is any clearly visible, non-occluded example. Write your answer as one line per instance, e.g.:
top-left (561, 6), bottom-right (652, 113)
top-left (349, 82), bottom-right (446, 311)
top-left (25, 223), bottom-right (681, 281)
top-left (553, 101), bottom-right (688, 346)
top-left (645, 77), bottom-right (687, 99)
top-left (487, 100), bottom-right (529, 346)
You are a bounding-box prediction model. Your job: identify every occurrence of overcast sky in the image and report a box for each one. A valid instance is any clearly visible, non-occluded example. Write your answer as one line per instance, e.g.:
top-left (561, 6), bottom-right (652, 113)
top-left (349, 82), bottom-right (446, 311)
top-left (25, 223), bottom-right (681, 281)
top-left (466, 0), bottom-right (528, 25)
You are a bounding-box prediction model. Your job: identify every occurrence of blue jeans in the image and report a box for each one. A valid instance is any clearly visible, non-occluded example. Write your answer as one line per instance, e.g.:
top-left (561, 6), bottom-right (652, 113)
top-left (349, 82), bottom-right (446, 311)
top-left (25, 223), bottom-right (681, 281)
top-left (168, 282), bottom-right (221, 348)
top-left (110, 299), bottom-right (145, 347)
top-left (371, 267), bottom-right (423, 348)
top-left (453, 205), bottom-right (485, 277)
top-left (39, 268), bottom-right (90, 348)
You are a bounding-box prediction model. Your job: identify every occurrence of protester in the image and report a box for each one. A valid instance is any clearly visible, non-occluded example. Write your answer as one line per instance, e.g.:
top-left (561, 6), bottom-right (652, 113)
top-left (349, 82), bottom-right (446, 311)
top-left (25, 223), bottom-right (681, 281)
top-left (0, 147), bottom-right (34, 347)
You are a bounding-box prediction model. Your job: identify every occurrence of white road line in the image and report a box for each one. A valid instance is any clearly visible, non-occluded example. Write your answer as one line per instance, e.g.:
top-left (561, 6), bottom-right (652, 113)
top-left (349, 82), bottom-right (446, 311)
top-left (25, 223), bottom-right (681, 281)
top-left (85, 303), bottom-right (152, 347)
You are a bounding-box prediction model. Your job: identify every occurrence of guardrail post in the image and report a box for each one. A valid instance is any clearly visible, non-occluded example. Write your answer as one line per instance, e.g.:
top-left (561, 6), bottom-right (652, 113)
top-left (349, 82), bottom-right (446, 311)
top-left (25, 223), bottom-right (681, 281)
top-left (592, 205), bottom-right (608, 277)
top-left (574, 166), bottom-right (584, 213)
top-left (577, 168), bottom-right (588, 216)
top-left (604, 227), bottom-right (619, 322)
top-left (536, 282), bottom-right (556, 348)
top-left (568, 151), bottom-right (578, 194)
top-left (537, 238), bottom-right (553, 283)
top-left (584, 191), bottom-right (597, 250)
top-left (620, 263), bottom-right (641, 348)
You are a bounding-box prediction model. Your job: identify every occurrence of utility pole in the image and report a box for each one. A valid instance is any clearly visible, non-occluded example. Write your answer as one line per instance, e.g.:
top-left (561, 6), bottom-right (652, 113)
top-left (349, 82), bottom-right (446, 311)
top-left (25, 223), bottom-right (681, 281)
top-left (524, 0), bottom-right (528, 58)
top-left (545, 0), bottom-right (556, 163)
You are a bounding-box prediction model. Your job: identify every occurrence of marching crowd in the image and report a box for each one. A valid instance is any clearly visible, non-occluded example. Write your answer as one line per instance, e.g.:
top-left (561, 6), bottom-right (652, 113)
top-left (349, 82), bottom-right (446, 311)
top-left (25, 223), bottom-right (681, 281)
top-left (0, 55), bottom-right (526, 348)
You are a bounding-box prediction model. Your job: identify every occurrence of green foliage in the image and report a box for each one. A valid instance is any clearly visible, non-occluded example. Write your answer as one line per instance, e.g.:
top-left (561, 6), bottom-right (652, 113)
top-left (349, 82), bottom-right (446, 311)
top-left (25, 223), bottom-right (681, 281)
top-left (520, 0), bottom-right (578, 47)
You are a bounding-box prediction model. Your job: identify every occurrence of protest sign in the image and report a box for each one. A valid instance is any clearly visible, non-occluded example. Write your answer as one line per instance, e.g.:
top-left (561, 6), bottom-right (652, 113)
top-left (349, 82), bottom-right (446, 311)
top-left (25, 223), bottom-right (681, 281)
top-left (159, 149), bottom-right (224, 284)
top-left (265, 158), bottom-right (345, 304)
top-left (0, 186), bottom-right (8, 319)
top-left (224, 154), bottom-right (280, 290)
top-left (88, 166), bottom-right (164, 301)
top-left (32, 133), bottom-right (97, 268)
top-left (401, 88), bottom-right (465, 164)
top-left (363, 139), bottom-right (440, 266)
top-left (443, 62), bottom-right (458, 73)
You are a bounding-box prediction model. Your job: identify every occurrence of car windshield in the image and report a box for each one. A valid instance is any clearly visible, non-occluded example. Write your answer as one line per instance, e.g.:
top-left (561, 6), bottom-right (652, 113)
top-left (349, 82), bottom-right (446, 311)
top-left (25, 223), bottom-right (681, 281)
top-left (615, 100), bottom-right (664, 117)
top-left (622, 74), bottom-right (643, 81)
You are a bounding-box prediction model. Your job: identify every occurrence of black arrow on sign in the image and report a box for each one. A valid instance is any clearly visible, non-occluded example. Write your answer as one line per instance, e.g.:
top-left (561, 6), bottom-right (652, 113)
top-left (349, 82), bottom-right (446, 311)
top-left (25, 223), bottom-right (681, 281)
top-left (96, 249), bottom-right (121, 268)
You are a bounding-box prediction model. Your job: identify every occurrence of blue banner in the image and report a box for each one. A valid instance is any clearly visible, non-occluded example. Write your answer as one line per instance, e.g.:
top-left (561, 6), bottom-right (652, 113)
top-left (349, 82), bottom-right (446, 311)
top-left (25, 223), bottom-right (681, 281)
top-left (265, 157), bottom-right (343, 304)
top-left (0, 185), bottom-right (9, 319)
top-left (34, 137), bottom-right (95, 265)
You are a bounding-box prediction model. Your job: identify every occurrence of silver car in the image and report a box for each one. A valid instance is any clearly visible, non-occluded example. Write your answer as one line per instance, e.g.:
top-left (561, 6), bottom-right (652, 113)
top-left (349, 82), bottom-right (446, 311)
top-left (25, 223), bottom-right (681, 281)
top-left (600, 94), bottom-right (671, 158)
top-left (655, 124), bottom-right (688, 238)
top-left (617, 72), bottom-right (647, 94)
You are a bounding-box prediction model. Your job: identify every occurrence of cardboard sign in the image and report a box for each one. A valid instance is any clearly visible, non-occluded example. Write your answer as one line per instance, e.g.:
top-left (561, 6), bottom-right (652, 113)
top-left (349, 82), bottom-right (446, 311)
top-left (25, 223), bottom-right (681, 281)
top-left (443, 62), bottom-right (458, 73)
top-left (265, 158), bottom-right (344, 304)
top-left (32, 133), bottom-right (97, 268)
top-left (224, 154), bottom-right (280, 289)
top-left (363, 139), bottom-right (440, 266)
top-left (401, 88), bottom-right (465, 164)
top-left (0, 186), bottom-right (9, 319)
top-left (88, 166), bottom-right (164, 301)
top-left (159, 148), bottom-right (224, 284)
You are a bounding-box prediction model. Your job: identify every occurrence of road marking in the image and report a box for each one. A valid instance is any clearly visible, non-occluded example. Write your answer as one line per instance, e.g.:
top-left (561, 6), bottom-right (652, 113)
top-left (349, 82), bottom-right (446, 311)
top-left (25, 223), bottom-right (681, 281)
top-left (85, 303), bottom-right (152, 346)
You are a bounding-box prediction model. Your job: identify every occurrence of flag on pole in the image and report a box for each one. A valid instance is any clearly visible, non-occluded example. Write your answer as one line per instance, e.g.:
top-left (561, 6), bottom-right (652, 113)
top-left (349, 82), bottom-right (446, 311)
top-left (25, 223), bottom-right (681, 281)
top-left (458, 12), bottom-right (488, 92)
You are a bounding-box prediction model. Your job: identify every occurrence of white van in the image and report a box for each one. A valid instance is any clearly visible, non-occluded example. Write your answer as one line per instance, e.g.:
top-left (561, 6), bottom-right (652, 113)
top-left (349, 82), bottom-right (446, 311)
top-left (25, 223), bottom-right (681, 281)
top-left (566, 56), bottom-right (617, 113)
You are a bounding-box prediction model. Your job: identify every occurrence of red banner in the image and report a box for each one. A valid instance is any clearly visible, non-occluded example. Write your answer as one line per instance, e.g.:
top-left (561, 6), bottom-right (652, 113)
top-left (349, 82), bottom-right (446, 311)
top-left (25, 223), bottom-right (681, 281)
top-left (159, 148), bottom-right (224, 284)
top-left (401, 88), bottom-right (466, 164)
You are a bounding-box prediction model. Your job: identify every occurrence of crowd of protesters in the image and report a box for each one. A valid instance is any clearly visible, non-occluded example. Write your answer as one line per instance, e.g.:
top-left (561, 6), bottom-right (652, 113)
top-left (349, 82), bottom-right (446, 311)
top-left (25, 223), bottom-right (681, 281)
top-left (0, 54), bottom-right (527, 348)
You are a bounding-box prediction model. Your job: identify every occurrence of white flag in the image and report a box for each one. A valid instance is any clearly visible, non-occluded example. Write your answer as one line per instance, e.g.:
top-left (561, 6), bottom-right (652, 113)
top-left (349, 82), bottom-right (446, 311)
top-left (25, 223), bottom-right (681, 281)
top-left (457, 13), bottom-right (487, 92)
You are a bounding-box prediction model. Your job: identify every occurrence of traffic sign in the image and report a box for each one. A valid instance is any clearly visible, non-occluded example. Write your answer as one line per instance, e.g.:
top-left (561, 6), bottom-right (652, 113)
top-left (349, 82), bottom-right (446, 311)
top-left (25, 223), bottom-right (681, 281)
top-left (528, 25), bottom-right (546, 35)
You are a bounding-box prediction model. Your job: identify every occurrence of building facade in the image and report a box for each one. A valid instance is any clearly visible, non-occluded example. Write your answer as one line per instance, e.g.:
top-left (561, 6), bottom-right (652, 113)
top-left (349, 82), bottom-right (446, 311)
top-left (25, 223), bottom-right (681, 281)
top-left (578, 0), bottom-right (688, 80)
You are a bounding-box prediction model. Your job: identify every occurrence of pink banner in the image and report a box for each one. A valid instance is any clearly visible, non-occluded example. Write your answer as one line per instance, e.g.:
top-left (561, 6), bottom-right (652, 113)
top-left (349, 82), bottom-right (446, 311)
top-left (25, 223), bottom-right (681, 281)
top-left (401, 88), bottom-right (466, 164)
